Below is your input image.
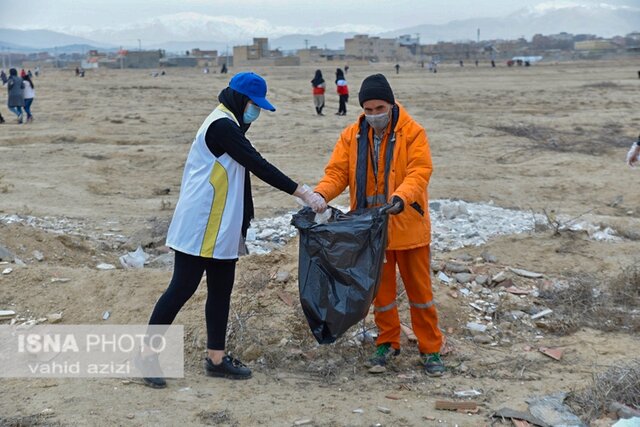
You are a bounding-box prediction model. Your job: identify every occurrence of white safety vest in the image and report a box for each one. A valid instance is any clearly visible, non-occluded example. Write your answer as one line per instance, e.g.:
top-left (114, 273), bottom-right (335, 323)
top-left (166, 105), bottom-right (246, 259)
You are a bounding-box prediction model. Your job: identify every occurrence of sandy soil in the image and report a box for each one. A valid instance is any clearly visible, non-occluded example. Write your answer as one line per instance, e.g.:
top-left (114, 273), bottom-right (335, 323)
top-left (1, 59), bottom-right (640, 426)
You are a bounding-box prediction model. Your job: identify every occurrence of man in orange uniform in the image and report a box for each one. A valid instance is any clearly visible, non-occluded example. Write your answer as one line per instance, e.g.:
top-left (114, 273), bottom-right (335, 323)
top-left (314, 74), bottom-right (444, 376)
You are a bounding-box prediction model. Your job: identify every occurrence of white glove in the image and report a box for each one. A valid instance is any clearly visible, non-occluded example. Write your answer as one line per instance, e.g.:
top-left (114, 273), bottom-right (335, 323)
top-left (627, 142), bottom-right (640, 167)
top-left (295, 184), bottom-right (327, 213)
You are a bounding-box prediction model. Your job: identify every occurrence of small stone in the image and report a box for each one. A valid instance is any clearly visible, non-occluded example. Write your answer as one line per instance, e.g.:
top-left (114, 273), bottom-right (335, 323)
top-left (454, 273), bottom-right (474, 284)
top-left (446, 262), bottom-right (470, 274)
top-left (352, 408), bottom-right (364, 414)
top-left (457, 253), bottom-right (474, 262)
top-left (275, 271), bottom-right (290, 283)
top-left (14, 258), bottom-right (26, 266)
top-left (46, 312), bottom-right (63, 323)
top-left (293, 418), bottom-right (313, 426)
top-left (437, 271), bottom-right (452, 284)
top-left (2, 267), bottom-right (12, 275)
top-left (492, 271), bottom-right (508, 283)
top-left (431, 261), bottom-right (443, 272)
top-left (473, 335), bottom-right (493, 344)
top-left (508, 267), bottom-right (544, 279)
top-left (466, 322), bottom-right (487, 333)
top-left (32, 250), bottom-right (44, 262)
top-left (481, 251), bottom-right (497, 263)
top-left (126, 414), bottom-right (135, 420)
top-left (475, 275), bottom-right (489, 286)
top-left (377, 406), bottom-right (391, 414)
top-left (102, 311), bottom-right (111, 320)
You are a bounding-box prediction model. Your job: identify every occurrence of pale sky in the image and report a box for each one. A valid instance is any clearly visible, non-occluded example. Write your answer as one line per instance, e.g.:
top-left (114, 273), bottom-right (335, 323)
top-left (1, 0), bottom-right (637, 31)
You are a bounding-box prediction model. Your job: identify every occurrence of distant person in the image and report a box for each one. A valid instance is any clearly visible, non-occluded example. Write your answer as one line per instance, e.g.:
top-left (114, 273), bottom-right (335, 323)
top-left (27, 70), bottom-right (33, 78)
top-left (395, 63), bottom-right (400, 74)
top-left (80, 68), bottom-right (85, 77)
top-left (6, 68), bottom-right (24, 123)
top-left (203, 67), bottom-right (209, 74)
top-left (22, 74), bottom-right (35, 123)
top-left (626, 134), bottom-right (640, 167)
top-left (34, 66), bottom-right (40, 77)
top-left (421, 61), bottom-right (424, 68)
top-left (344, 65), bottom-right (349, 74)
top-left (335, 68), bottom-right (349, 116)
top-left (311, 69), bottom-right (326, 116)
top-left (20, 69), bottom-right (26, 78)
top-left (75, 67), bottom-right (80, 77)
top-left (491, 60), bottom-right (496, 68)
top-left (137, 72), bottom-right (325, 388)
top-left (475, 60), bottom-right (478, 67)
top-left (0, 112), bottom-right (4, 124)
top-left (459, 60), bottom-right (464, 67)
top-left (0, 70), bottom-right (7, 85)
top-left (220, 63), bottom-right (228, 74)
top-left (161, 70), bottom-right (166, 76)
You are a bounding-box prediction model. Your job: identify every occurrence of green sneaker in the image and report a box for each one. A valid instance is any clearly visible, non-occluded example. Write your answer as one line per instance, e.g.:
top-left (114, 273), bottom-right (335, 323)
top-left (365, 343), bottom-right (400, 374)
top-left (422, 352), bottom-right (445, 377)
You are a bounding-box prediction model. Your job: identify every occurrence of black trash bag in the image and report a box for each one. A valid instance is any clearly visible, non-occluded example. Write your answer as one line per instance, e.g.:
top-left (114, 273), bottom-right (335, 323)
top-left (291, 206), bottom-right (389, 344)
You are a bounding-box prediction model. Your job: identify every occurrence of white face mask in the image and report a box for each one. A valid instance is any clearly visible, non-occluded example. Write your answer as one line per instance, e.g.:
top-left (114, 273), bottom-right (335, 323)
top-left (365, 110), bottom-right (390, 130)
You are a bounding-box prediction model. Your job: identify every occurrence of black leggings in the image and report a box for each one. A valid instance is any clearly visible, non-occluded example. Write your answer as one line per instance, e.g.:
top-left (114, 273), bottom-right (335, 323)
top-left (148, 250), bottom-right (236, 350)
top-left (338, 94), bottom-right (348, 114)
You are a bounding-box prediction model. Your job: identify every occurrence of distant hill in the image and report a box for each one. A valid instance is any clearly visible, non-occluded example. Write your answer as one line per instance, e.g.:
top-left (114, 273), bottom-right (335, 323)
top-left (384, 4), bottom-right (640, 42)
top-left (0, 28), bottom-right (111, 51)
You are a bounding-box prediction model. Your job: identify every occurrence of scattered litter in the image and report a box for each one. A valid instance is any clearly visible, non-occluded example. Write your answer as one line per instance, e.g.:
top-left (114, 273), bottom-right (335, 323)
top-left (293, 418), bottom-right (313, 426)
top-left (276, 291), bottom-right (294, 307)
top-left (0, 310), bottom-right (16, 319)
top-left (509, 267), bottom-right (544, 279)
top-left (385, 395), bottom-right (401, 400)
top-left (492, 271), bottom-right (507, 283)
top-left (377, 406), bottom-right (391, 414)
top-left (435, 400), bottom-right (479, 412)
top-left (454, 389), bottom-right (482, 397)
top-left (96, 263), bottom-right (116, 270)
top-left (437, 271), bottom-right (452, 283)
top-left (466, 322), bottom-right (487, 333)
top-left (539, 347), bottom-right (564, 361)
top-left (119, 246), bottom-right (149, 269)
top-left (352, 409), bottom-right (364, 414)
top-left (46, 312), bottom-right (63, 323)
top-left (530, 309), bottom-right (553, 320)
top-left (50, 277), bottom-right (71, 283)
top-left (32, 250), bottom-right (44, 261)
top-left (102, 311), bottom-right (111, 320)
top-left (506, 286), bottom-right (532, 295)
top-left (527, 393), bottom-right (585, 427)
top-left (2, 267), bottom-right (13, 275)
top-left (613, 417), bottom-right (640, 427)
top-left (274, 270), bottom-right (290, 283)
top-left (492, 407), bottom-right (549, 427)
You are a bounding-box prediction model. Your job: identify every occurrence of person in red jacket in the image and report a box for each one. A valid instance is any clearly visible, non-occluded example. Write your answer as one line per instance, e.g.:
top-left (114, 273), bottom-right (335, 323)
top-left (315, 74), bottom-right (445, 377)
top-left (311, 70), bottom-right (326, 116)
top-left (335, 68), bottom-right (349, 116)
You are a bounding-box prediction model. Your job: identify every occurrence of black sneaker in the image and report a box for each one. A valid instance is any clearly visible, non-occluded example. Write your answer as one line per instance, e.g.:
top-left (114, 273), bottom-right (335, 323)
top-left (364, 343), bottom-right (400, 374)
top-left (422, 352), bottom-right (446, 377)
top-left (134, 353), bottom-right (167, 388)
top-left (204, 355), bottom-right (252, 380)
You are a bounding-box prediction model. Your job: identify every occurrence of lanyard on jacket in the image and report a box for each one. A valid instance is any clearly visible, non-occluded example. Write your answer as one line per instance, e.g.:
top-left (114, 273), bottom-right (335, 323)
top-left (355, 104), bottom-right (399, 210)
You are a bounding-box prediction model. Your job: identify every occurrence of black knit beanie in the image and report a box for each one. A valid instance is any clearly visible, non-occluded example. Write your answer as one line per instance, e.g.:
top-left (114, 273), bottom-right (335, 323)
top-left (358, 74), bottom-right (395, 106)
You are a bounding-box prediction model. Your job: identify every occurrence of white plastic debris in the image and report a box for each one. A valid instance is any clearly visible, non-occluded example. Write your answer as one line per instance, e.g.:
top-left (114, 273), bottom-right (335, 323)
top-left (454, 389), bottom-right (482, 397)
top-left (0, 310), bottom-right (16, 319)
top-left (96, 263), bottom-right (116, 270)
top-left (1, 267), bottom-right (13, 275)
top-left (119, 246), bottom-right (150, 269)
top-left (437, 271), bottom-right (452, 284)
top-left (466, 322), bottom-right (488, 333)
top-left (314, 209), bottom-right (332, 225)
top-left (531, 308), bottom-right (553, 320)
top-left (509, 267), bottom-right (544, 279)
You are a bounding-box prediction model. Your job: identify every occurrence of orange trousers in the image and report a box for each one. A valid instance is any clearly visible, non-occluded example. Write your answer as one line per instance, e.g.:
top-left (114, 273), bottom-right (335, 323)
top-left (373, 245), bottom-right (443, 354)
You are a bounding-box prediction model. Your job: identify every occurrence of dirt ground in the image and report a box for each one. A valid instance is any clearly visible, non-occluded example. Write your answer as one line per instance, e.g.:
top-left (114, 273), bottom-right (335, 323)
top-left (1, 59), bottom-right (640, 426)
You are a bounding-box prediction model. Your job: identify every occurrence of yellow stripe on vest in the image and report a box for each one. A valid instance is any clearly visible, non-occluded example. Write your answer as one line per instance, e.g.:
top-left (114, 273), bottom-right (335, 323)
top-left (200, 162), bottom-right (229, 257)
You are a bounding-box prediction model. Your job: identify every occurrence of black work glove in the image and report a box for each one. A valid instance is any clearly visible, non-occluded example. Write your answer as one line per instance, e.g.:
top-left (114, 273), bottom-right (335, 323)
top-left (387, 196), bottom-right (404, 215)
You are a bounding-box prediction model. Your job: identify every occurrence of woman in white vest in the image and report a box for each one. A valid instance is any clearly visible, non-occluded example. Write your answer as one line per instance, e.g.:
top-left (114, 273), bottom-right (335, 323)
top-left (138, 72), bottom-right (326, 388)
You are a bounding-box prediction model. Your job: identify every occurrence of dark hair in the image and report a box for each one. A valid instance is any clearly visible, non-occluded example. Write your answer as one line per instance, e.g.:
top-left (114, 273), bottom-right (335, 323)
top-left (9, 68), bottom-right (17, 76)
top-left (23, 75), bottom-right (34, 88)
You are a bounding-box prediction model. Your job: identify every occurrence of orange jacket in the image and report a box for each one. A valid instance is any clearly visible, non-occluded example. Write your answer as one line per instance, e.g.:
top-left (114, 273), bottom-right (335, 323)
top-left (315, 103), bottom-right (432, 250)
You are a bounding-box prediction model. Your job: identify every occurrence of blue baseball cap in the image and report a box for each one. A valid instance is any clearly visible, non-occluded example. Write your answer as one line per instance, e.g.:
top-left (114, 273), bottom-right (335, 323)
top-left (229, 72), bottom-right (276, 111)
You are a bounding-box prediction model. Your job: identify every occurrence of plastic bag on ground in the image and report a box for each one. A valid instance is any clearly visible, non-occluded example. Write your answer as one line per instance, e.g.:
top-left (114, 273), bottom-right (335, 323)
top-left (119, 246), bottom-right (149, 269)
top-left (291, 206), bottom-right (389, 344)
